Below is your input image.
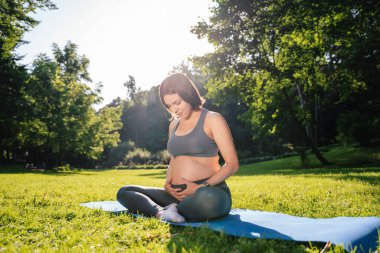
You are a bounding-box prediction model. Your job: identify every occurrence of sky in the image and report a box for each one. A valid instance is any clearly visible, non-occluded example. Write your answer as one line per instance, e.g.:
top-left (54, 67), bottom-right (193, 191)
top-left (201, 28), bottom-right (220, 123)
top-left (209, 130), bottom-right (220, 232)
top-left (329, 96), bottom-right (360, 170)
top-left (16, 0), bottom-right (214, 108)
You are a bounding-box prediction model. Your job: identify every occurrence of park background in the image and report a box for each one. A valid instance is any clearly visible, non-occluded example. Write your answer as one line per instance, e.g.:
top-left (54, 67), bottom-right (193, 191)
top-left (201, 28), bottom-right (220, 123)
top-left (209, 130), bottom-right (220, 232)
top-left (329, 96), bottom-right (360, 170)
top-left (1, 0), bottom-right (379, 169)
top-left (0, 0), bottom-right (379, 252)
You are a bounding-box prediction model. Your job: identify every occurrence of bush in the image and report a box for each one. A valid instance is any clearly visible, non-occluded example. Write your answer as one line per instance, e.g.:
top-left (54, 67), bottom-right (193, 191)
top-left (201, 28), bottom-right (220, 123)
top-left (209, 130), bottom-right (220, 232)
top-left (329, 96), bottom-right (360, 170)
top-left (124, 148), bottom-right (151, 164)
top-left (103, 141), bottom-right (136, 167)
top-left (55, 164), bottom-right (71, 172)
top-left (153, 150), bottom-right (171, 164)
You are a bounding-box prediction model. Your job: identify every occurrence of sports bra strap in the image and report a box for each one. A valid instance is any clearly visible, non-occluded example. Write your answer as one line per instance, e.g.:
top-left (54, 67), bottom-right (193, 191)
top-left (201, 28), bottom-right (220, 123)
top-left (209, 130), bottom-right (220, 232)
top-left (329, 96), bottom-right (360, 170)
top-left (167, 108), bottom-right (219, 157)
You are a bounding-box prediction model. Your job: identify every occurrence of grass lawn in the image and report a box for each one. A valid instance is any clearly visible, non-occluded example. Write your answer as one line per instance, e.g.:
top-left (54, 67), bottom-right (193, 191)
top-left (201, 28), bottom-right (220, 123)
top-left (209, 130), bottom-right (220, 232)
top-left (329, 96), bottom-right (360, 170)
top-left (1, 146), bottom-right (379, 252)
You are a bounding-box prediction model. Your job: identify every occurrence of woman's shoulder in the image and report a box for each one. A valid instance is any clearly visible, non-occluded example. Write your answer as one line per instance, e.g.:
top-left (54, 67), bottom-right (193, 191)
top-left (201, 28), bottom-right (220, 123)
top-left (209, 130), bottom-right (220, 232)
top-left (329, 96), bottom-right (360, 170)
top-left (204, 109), bottom-right (226, 126)
top-left (205, 109), bottom-right (223, 118)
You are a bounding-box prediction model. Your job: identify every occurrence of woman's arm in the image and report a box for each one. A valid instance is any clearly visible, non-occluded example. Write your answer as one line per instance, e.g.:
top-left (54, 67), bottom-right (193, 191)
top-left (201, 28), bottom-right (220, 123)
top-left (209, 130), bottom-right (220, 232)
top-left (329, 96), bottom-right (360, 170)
top-left (179, 112), bottom-right (239, 198)
top-left (201, 112), bottom-right (239, 186)
top-left (164, 120), bottom-right (183, 200)
top-left (164, 165), bottom-right (173, 192)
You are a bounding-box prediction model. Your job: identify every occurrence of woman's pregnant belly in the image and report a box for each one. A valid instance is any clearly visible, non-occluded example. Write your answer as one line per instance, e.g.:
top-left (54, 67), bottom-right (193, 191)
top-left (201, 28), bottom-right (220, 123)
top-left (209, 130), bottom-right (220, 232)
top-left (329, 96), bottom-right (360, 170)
top-left (169, 156), bottom-right (220, 184)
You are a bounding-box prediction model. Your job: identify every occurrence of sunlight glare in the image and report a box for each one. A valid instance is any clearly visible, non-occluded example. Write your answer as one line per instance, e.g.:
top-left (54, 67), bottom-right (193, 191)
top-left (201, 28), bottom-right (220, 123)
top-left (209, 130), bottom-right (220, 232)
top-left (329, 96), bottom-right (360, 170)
top-left (17, 0), bottom-right (214, 108)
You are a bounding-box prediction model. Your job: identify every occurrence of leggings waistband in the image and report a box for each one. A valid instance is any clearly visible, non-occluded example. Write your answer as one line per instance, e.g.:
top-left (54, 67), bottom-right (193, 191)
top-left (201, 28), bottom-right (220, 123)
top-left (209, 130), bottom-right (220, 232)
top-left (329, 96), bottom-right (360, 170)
top-left (171, 177), bottom-right (231, 195)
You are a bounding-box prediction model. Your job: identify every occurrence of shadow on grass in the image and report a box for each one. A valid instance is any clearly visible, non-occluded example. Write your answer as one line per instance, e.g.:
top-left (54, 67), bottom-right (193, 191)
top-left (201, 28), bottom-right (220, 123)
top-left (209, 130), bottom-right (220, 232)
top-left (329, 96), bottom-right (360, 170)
top-left (236, 145), bottom-right (380, 186)
top-left (238, 161), bottom-right (380, 186)
top-left (136, 171), bottom-right (166, 179)
top-left (166, 225), bottom-right (331, 253)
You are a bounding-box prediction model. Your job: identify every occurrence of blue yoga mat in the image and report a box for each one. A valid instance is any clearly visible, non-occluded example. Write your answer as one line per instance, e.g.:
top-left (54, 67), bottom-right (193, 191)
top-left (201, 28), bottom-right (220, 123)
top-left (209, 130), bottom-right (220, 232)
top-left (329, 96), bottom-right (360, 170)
top-left (80, 201), bottom-right (380, 252)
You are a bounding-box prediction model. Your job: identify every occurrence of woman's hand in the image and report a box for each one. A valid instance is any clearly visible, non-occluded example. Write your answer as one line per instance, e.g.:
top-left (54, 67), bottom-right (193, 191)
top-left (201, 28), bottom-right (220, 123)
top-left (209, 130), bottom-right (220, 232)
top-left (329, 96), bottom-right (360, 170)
top-left (176, 177), bottom-right (203, 200)
top-left (164, 177), bottom-right (183, 201)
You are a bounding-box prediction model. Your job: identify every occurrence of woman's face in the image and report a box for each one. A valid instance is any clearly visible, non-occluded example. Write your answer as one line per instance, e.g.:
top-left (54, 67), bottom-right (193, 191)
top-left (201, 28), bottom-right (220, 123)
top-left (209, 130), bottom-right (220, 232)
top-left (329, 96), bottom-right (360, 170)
top-left (163, 93), bottom-right (192, 119)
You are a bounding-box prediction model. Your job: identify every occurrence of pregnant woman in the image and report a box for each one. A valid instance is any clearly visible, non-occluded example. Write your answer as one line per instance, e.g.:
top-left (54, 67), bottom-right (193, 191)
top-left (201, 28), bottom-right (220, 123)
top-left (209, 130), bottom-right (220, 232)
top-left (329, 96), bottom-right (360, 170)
top-left (117, 73), bottom-right (239, 222)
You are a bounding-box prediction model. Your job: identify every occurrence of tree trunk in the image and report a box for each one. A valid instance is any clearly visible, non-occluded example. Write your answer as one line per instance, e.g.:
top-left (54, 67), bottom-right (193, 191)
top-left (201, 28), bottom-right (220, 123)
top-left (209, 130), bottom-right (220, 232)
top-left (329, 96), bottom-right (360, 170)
top-left (281, 87), bottom-right (329, 165)
top-left (295, 82), bottom-right (312, 139)
top-left (59, 140), bottom-right (63, 166)
top-left (314, 94), bottom-right (319, 146)
top-left (44, 130), bottom-right (53, 169)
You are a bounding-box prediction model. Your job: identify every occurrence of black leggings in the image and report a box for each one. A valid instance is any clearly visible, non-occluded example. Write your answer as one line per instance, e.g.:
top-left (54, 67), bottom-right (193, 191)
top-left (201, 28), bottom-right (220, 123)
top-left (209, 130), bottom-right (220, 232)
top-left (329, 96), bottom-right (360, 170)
top-left (116, 179), bottom-right (232, 221)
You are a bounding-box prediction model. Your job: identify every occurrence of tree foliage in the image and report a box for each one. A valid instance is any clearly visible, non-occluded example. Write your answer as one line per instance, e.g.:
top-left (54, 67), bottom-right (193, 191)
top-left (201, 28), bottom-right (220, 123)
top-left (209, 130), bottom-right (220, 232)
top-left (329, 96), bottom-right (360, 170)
top-left (192, 0), bottom-right (380, 165)
top-left (0, 0), bottom-right (56, 161)
top-left (17, 42), bottom-right (122, 167)
top-left (2, 0), bottom-right (379, 168)
top-left (0, 0), bottom-right (56, 58)
top-left (120, 85), bottom-right (169, 153)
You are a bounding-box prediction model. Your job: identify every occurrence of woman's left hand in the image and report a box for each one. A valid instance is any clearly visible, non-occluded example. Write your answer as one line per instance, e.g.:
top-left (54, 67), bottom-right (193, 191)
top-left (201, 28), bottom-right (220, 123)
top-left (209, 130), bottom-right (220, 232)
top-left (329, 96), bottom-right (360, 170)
top-left (178, 177), bottom-right (203, 200)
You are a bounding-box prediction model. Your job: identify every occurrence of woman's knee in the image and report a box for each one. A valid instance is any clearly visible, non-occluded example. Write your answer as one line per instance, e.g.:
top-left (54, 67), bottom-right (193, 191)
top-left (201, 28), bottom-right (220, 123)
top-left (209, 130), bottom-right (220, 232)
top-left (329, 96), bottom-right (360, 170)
top-left (116, 185), bottom-right (138, 201)
top-left (197, 187), bottom-right (231, 211)
top-left (178, 187), bottom-right (232, 220)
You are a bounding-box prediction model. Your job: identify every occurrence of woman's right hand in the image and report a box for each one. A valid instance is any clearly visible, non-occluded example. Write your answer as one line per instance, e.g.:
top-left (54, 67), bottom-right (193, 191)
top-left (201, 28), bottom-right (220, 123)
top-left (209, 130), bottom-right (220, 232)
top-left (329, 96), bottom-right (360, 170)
top-left (164, 177), bottom-right (183, 200)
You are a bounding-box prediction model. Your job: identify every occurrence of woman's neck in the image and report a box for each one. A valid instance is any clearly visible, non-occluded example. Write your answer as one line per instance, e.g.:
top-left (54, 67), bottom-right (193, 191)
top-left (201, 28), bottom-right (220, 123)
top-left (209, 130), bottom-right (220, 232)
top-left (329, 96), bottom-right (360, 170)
top-left (182, 108), bottom-right (202, 122)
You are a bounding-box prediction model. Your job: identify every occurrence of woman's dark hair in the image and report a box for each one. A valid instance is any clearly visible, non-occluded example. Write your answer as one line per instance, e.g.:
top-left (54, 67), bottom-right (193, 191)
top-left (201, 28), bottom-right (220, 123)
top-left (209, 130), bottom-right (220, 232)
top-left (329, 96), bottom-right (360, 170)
top-left (159, 73), bottom-right (205, 110)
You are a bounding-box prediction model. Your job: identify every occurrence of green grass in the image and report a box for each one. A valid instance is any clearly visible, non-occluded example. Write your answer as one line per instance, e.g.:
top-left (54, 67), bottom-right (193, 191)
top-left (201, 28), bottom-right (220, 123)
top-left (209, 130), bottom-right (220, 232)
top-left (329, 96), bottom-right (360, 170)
top-left (1, 146), bottom-right (379, 252)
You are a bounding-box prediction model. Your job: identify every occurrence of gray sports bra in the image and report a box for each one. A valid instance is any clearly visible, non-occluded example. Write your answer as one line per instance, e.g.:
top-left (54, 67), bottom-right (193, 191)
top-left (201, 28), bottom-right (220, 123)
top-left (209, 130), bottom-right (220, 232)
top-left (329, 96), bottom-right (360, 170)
top-left (167, 109), bottom-right (219, 157)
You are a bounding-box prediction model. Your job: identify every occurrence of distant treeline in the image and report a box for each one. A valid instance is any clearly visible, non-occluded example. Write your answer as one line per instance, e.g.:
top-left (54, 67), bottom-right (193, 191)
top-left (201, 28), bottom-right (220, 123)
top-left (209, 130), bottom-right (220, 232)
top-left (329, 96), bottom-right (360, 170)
top-left (1, 0), bottom-right (379, 168)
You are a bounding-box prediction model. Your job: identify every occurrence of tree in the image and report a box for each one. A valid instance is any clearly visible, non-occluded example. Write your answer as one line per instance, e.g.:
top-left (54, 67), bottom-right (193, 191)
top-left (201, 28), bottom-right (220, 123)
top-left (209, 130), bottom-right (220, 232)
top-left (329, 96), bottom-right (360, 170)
top-left (19, 42), bottom-right (121, 167)
top-left (0, 56), bottom-right (28, 160)
top-left (0, 0), bottom-right (56, 58)
top-left (192, 0), bottom-right (379, 165)
top-left (0, 0), bottom-right (56, 161)
top-left (120, 84), bottom-right (168, 152)
top-left (123, 75), bottom-right (140, 101)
